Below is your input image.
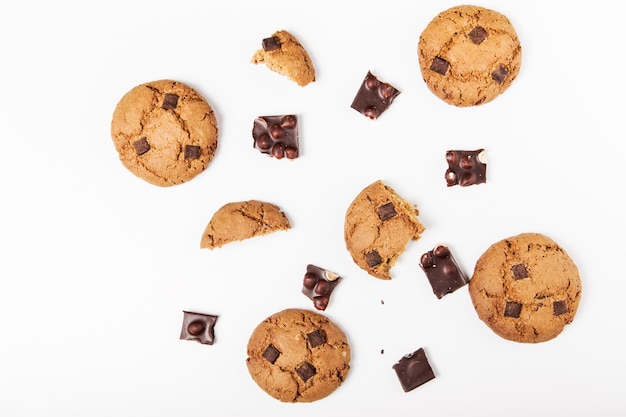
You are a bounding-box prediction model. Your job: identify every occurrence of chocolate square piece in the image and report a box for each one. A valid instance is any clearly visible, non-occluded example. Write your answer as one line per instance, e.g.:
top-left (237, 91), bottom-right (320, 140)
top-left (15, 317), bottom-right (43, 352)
top-left (184, 145), bottom-right (201, 160)
top-left (252, 115), bottom-right (299, 159)
top-left (491, 65), bottom-right (509, 84)
top-left (468, 26), bottom-right (488, 44)
top-left (365, 250), bottom-right (382, 267)
top-left (263, 344), bottom-right (281, 364)
top-left (419, 244), bottom-right (469, 299)
top-left (162, 93), bottom-right (179, 110)
top-left (392, 348), bottom-right (435, 392)
top-left (430, 56), bottom-right (450, 75)
top-left (511, 263), bottom-right (529, 280)
top-left (180, 311), bottom-right (218, 345)
top-left (307, 329), bottom-right (327, 348)
top-left (350, 71), bottom-right (400, 120)
top-left (377, 202), bottom-right (397, 221)
top-left (504, 301), bottom-right (522, 318)
top-left (445, 149), bottom-right (487, 187)
top-left (553, 300), bottom-right (569, 316)
top-left (262, 36), bottom-right (281, 52)
top-left (302, 264), bottom-right (341, 311)
top-left (133, 137), bottom-right (150, 156)
top-left (295, 361), bottom-right (316, 382)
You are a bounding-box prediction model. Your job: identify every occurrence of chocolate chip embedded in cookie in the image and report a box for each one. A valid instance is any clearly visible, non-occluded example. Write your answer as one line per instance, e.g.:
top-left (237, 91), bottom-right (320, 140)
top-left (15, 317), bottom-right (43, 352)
top-left (251, 30), bottom-right (316, 86)
top-left (246, 309), bottom-right (351, 403)
top-left (418, 5), bottom-right (522, 106)
top-left (344, 180), bottom-right (425, 280)
top-left (200, 200), bottom-right (291, 250)
top-left (468, 233), bottom-right (582, 343)
top-left (110, 80), bottom-right (218, 186)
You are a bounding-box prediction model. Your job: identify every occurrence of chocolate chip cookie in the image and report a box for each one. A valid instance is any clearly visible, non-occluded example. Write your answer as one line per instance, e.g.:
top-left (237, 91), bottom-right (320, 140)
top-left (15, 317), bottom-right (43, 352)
top-left (200, 200), bottom-right (291, 250)
top-left (246, 309), bottom-right (351, 403)
top-left (251, 30), bottom-right (316, 86)
top-left (469, 233), bottom-right (582, 343)
top-left (344, 180), bottom-right (425, 280)
top-left (418, 5), bottom-right (522, 106)
top-left (111, 80), bottom-right (218, 186)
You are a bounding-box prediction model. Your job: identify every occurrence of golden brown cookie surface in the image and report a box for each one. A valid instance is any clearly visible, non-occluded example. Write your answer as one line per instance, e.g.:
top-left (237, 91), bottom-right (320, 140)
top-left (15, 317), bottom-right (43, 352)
top-left (110, 80), bottom-right (218, 186)
top-left (344, 180), bottom-right (425, 280)
top-left (418, 5), bottom-right (522, 106)
top-left (469, 233), bottom-right (582, 343)
top-left (200, 200), bottom-right (291, 249)
top-left (252, 30), bottom-right (316, 87)
top-left (246, 309), bottom-right (350, 403)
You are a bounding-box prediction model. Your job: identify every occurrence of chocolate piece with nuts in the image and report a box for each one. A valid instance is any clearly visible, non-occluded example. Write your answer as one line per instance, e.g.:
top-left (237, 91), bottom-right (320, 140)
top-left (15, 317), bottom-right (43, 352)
top-left (351, 71), bottom-right (400, 120)
top-left (253, 115), bottom-right (299, 159)
top-left (445, 149), bottom-right (487, 187)
top-left (180, 311), bottom-right (218, 345)
top-left (302, 264), bottom-right (341, 311)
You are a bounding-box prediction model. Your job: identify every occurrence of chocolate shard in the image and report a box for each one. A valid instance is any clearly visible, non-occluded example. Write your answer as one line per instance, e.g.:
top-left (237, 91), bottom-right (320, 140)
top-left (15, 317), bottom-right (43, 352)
top-left (419, 244), bottom-right (469, 299)
top-left (133, 137), bottom-right (150, 156)
top-left (162, 93), bottom-right (179, 110)
top-left (295, 361), bottom-right (316, 382)
top-left (430, 56), bottom-right (450, 75)
top-left (392, 348), bottom-right (435, 392)
top-left (180, 311), bottom-right (218, 345)
top-left (262, 344), bottom-right (281, 364)
top-left (350, 71), bottom-right (400, 120)
top-left (504, 301), bottom-right (522, 318)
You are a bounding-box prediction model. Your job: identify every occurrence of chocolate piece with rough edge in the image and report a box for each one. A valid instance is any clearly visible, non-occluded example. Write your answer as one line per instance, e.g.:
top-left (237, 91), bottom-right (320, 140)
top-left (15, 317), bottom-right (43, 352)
top-left (184, 145), bottom-right (201, 160)
top-left (419, 244), bottom-right (470, 299)
top-left (262, 344), bottom-right (281, 364)
top-left (504, 301), bottom-right (522, 318)
top-left (350, 71), bottom-right (400, 120)
top-left (445, 149), bottom-right (487, 187)
top-left (553, 300), bottom-right (569, 316)
top-left (262, 36), bottom-right (281, 52)
top-left (133, 137), bottom-right (150, 156)
top-left (302, 264), bottom-right (341, 311)
top-left (162, 93), bottom-right (179, 110)
top-left (295, 362), bottom-right (316, 382)
top-left (252, 115), bottom-right (299, 159)
top-left (468, 26), bottom-right (488, 44)
top-left (430, 56), bottom-right (450, 75)
top-left (511, 263), bottom-right (529, 280)
top-left (392, 348), bottom-right (435, 392)
top-left (179, 311), bottom-right (218, 345)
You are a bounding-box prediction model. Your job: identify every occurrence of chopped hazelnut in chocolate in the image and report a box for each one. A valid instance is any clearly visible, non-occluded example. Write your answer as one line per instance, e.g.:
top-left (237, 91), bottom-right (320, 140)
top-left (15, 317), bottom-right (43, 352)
top-left (377, 202), bottom-right (397, 221)
top-left (504, 301), bottom-right (522, 318)
top-left (419, 244), bottom-right (469, 299)
top-left (263, 344), bottom-right (281, 364)
top-left (302, 264), bottom-right (341, 311)
top-left (553, 300), bottom-right (569, 316)
top-left (468, 26), bottom-right (488, 44)
top-left (295, 362), bottom-right (316, 382)
top-left (162, 93), bottom-right (179, 110)
top-left (350, 71), bottom-right (400, 120)
top-left (445, 149), bottom-right (487, 187)
top-left (491, 65), bottom-right (509, 84)
top-left (307, 329), bottom-right (327, 348)
top-left (262, 36), bottom-right (281, 52)
top-left (180, 311), bottom-right (218, 345)
top-left (392, 348), bottom-right (435, 392)
top-left (184, 145), bottom-right (201, 160)
top-left (511, 263), bottom-right (529, 280)
top-left (430, 56), bottom-right (450, 75)
top-left (133, 137), bottom-right (150, 156)
top-left (365, 250), bottom-right (383, 267)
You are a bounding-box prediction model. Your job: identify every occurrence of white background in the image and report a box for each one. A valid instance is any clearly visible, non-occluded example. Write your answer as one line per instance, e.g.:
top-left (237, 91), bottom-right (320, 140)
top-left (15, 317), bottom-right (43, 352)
top-left (1, 1), bottom-right (625, 416)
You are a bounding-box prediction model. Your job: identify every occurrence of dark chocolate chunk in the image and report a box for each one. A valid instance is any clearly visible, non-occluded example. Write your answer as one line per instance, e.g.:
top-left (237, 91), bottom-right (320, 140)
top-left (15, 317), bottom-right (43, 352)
top-left (262, 344), bottom-right (281, 364)
top-left (162, 93), bottom-right (179, 110)
top-left (491, 65), bottom-right (509, 84)
top-left (468, 26), bottom-right (488, 44)
top-left (504, 301), bottom-right (522, 318)
top-left (430, 56), bottom-right (450, 75)
top-left (553, 300), bottom-right (569, 316)
top-left (511, 263), bottom-right (529, 280)
top-left (180, 311), bottom-right (218, 345)
top-left (377, 202), bottom-right (397, 221)
top-left (307, 329), bottom-right (327, 348)
top-left (133, 137), bottom-right (150, 156)
top-left (350, 71), bottom-right (400, 120)
top-left (365, 250), bottom-right (383, 268)
top-left (262, 36), bottom-right (281, 52)
top-left (392, 348), bottom-right (435, 392)
top-left (184, 145), bottom-right (201, 160)
top-left (445, 149), bottom-right (487, 187)
top-left (295, 362), bottom-right (316, 382)
top-left (302, 264), bottom-right (341, 311)
top-left (253, 115), bottom-right (299, 160)
top-left (419, 244), bottom-right (470, 299)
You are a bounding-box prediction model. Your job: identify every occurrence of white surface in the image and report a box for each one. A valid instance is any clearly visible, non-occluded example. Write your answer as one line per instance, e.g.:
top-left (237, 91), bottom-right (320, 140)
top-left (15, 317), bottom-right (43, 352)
top-left (1, 1), bottom-right (625, 416)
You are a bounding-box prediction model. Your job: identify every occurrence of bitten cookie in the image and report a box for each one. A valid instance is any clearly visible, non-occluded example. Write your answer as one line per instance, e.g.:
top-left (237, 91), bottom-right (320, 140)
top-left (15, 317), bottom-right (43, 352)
top-left (111, 80), bottom-right (218, 186)
top-left (418, 5), bottom-right (522, 106)
top-left (200, 200), bottom-right (291, 249)
top-left (252, 30), bottom-right (316, 86)
top-left (246, 309), bottom-right (351, 403)
top-left (344, 180), bottom-right (425, 280)
top-left (469, 233), bottom-right (582, 343)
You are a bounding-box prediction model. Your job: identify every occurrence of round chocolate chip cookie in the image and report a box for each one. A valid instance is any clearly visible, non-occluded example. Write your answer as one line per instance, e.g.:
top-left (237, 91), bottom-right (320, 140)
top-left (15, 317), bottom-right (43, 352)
top-left (418, 5), bottom-right (522, 106)
top-left (344, 180), bottom-right (425, 280)
top-left (469, 233), bottom-right (582, 343)
top-left (111, 79), bottom-right (218, 186)
top-left (246, 309), bottom-right (350, 403)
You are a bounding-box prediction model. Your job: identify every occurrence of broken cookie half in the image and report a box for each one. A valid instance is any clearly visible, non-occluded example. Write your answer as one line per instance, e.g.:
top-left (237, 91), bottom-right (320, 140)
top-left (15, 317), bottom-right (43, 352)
top-left (251, 30), bottom-right (316, 87)
top-left (200, 200), bottom-right (291, 249)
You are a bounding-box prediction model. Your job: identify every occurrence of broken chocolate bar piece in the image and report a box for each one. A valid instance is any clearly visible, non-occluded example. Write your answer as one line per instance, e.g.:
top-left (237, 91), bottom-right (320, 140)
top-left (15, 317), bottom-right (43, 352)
top-left (253, 115), bottom-right (299, 159)
top-left (180, 311), bottom-right (218, 345)
top-left (445, 149), bottom-right (487, 187)
top-left (351, 71), bottom-right (400, 120)
top-left (419, 244), bottom-right (470, 299)
top-left (392, 348), bottom-right (435, 392)
top-left (302, 264), bottom-right (341, 311)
